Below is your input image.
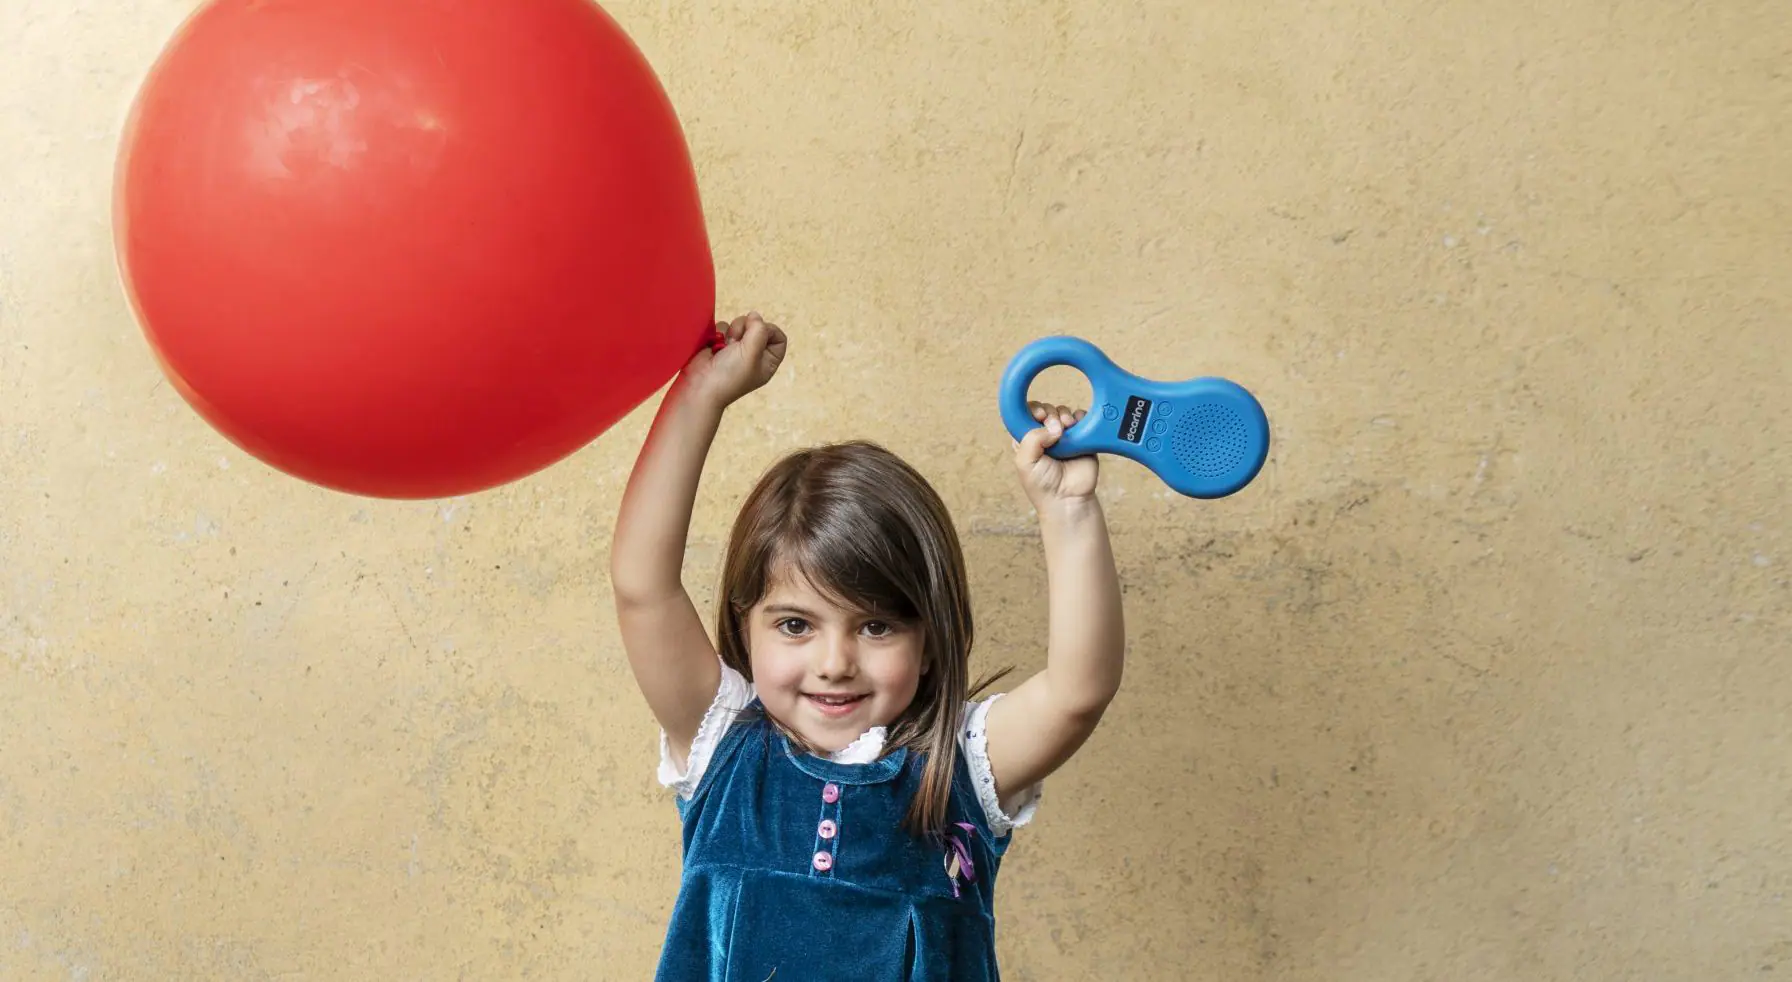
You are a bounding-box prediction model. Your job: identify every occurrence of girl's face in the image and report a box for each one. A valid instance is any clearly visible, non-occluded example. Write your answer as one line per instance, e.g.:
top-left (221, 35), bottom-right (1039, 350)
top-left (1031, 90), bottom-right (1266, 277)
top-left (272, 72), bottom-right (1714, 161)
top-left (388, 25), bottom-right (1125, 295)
top-left (745, 568), bottom-right (926, 753)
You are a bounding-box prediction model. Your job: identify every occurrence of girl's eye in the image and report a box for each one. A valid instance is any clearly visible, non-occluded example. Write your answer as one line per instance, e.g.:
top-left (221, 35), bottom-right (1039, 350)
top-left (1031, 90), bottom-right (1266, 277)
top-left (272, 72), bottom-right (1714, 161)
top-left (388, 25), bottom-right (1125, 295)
top-left (775, 618), bottom-right (811, 637)
top-left (861, 621), bottom-right (893, 638)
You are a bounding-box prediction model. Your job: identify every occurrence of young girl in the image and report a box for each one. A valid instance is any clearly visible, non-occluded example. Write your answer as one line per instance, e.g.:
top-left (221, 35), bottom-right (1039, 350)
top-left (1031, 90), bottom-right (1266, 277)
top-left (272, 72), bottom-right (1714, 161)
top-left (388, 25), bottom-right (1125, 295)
top-left (610, 313), bottom-right (1125, 981)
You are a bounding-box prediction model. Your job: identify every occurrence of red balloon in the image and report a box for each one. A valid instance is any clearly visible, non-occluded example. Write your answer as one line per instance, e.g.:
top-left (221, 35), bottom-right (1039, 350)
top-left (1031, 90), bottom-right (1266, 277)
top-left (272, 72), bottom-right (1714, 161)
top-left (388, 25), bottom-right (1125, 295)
top-left (114, 0), bottom-right (714, 498)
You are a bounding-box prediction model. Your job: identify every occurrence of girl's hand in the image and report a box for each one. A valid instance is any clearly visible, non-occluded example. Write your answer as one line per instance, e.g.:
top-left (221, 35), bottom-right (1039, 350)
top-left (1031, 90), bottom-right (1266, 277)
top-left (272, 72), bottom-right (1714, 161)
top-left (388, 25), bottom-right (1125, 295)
top-left (1013, 401), bottom-right (1100, 507)
top-left (679, 312), bottom-right (788, 410)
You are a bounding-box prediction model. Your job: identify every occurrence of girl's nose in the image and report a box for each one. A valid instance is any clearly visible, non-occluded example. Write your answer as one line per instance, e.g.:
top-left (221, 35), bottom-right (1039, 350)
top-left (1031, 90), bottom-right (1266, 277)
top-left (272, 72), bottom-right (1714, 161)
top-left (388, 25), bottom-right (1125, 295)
top-left (814, 631), bottom-right (857, 680)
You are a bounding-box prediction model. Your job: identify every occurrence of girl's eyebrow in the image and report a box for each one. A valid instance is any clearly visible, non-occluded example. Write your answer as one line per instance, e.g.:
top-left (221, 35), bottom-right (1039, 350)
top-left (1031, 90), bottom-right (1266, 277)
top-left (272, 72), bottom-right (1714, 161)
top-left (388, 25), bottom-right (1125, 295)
top-left (761, 603), bottom-right (819, 618)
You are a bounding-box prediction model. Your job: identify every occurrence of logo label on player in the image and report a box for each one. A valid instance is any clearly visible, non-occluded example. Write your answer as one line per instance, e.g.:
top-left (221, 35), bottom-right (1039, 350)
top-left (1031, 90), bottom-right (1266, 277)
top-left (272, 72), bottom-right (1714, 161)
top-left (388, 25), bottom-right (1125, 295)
top-left (1119, 396), bottom-right (1151, 444)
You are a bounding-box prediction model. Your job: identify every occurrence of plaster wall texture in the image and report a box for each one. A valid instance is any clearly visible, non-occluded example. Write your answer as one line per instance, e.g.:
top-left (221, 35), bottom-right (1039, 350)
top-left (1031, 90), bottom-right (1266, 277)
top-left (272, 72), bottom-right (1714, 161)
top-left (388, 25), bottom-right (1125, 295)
top-left (1, 1), bottom-right (1787, 979)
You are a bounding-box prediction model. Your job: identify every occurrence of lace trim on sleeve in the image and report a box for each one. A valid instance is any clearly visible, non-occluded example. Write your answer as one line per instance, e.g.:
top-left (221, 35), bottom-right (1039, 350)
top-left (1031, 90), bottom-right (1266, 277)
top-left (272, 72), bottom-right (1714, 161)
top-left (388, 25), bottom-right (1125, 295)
top-left (657, 661), bottom-right (753, 800)
top-left (961, 693), bottom-right (1043, 836)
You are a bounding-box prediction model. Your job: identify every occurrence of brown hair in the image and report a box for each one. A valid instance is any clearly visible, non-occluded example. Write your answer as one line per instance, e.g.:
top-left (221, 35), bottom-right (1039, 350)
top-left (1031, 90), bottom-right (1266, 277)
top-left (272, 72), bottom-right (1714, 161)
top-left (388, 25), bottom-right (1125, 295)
top-left (716, 440), bottom-right (1007, 837)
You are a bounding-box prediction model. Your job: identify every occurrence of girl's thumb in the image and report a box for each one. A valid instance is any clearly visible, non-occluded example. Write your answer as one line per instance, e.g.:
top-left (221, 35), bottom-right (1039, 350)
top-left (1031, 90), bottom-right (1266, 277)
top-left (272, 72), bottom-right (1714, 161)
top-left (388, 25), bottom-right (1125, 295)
top-left (738, 316), bottom-right (769, 356)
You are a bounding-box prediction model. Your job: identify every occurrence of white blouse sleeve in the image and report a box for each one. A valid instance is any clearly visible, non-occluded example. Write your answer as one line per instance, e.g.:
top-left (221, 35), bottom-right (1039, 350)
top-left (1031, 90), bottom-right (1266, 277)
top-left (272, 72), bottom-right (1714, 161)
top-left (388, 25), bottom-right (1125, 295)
top-left (657, 661), bottom-right (755, 800)
top-left (960, 693), bottom-right (1043, 836)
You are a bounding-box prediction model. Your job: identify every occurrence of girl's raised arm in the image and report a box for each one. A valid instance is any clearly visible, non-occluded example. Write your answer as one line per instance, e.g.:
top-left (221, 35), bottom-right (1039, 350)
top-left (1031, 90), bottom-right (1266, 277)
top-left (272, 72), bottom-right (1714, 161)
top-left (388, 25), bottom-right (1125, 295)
top-left (982, 404), bottom-right (1126, 813)
top-left (610, 314), bottom-right (787, 763)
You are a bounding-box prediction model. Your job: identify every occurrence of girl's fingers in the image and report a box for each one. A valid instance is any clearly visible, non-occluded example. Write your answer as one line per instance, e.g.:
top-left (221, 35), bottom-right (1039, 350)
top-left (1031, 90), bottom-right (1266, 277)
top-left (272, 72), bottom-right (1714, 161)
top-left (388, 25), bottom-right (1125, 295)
top-left (1017, 425), bottom-right (1053, 463)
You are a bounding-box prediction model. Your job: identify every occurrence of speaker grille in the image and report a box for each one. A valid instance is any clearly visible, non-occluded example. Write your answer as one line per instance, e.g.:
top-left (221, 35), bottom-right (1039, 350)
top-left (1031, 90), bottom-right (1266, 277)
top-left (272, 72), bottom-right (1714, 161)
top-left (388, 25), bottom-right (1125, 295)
top-left (1170, 402), bottom-right (1253, 477)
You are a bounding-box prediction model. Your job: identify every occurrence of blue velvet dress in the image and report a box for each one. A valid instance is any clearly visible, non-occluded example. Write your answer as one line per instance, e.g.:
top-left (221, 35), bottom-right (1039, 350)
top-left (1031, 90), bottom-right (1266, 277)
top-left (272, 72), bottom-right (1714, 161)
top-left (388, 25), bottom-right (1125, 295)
top-left (654, 702), bottom-right (1013, 981)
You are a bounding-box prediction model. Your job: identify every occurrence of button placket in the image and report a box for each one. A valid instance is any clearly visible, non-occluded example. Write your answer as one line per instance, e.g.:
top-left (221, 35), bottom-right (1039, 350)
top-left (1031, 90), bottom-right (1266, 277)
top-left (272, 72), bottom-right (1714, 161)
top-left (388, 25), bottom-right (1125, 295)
top-left (812, 782), bottom-right (843, 876)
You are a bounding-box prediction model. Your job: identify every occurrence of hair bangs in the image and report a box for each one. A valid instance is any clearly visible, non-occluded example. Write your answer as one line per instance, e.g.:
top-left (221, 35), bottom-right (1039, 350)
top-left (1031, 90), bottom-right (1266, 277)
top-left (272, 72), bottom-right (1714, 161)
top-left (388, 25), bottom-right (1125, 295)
top-left (764, 512), bottom-right (923, 626)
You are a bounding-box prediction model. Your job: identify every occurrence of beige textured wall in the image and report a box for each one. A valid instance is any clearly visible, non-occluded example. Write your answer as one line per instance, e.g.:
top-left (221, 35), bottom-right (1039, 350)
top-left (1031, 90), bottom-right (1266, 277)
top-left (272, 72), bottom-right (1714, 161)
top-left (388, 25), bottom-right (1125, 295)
top-left (3, 1), bottom-right (1788, 979)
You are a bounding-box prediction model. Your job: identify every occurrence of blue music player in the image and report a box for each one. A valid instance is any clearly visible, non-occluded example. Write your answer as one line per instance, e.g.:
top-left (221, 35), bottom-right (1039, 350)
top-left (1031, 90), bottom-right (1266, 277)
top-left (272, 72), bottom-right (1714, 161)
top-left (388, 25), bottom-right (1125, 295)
top-left (999, 336), bottom-right (1270, 499)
